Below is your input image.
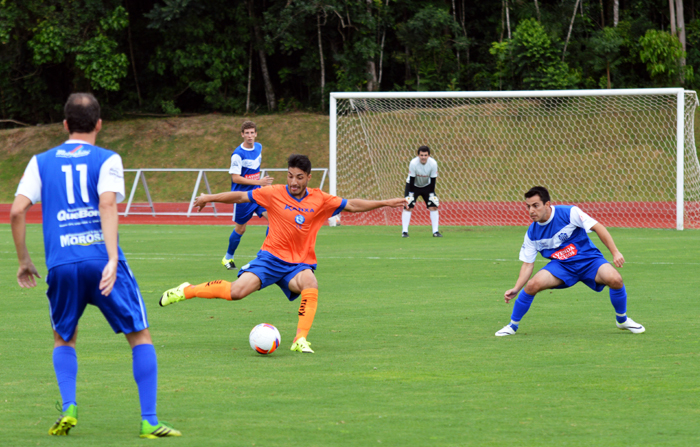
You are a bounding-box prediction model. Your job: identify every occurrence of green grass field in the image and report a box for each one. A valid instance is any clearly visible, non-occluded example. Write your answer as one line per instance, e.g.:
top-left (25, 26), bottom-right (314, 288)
top-left (1, 224), bottom-right (699, 446)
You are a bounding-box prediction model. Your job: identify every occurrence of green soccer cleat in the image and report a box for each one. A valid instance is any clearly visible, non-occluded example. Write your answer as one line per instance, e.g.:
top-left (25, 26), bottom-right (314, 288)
top-left (139, 420), bottom-right (182, 438)
top-left (290, 337), bottom-right (314, 353)
top-left (48, 404), bottom-right (77, 436)
top-left (159, 282), bottom-right (191, 307)
top-left (221, 256), bottom-right (236, 270)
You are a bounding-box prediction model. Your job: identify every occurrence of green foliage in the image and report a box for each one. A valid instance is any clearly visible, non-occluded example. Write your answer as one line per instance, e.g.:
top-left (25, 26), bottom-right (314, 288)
top-left (589, 27), bottom-right (624, 86)
top-left (146, 0), bottom-right (249, 113)
top-left (27, 3), bottom-right (129, 91)
top-left (160, 99), bottom-right (181, 115)
top-left (396, 4), bottom-right (466, 90)
top-left (638, 29), bottom-right (687, 86)
top-left (491, 18), bottom-right (579, 90)
top-left (4, 1), bottom-right (700, 123)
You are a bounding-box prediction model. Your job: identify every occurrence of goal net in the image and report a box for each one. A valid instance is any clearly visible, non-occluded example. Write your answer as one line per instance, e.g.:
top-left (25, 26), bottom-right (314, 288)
top-left (330, 89), bottom-right (700, 229)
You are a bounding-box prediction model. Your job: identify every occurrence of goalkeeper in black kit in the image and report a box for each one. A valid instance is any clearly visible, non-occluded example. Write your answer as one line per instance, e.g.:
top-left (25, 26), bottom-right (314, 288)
top-left (401, 146), bottom-right (442, 237)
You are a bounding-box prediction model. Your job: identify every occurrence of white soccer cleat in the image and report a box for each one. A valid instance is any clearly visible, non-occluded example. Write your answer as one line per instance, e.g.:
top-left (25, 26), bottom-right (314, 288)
top-left (495, 324), bottom-right (517, 337)
top-left (616, 317), bottom-right (645, 334)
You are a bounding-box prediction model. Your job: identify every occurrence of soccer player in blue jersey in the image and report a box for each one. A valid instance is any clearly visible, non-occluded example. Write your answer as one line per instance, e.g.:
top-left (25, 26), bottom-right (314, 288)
top-left (10, 93), bottom-right (181, 438)
top-left (495, 186), bottom-right (645, 336)
top-left (221, 121), bottom-right (273, 270)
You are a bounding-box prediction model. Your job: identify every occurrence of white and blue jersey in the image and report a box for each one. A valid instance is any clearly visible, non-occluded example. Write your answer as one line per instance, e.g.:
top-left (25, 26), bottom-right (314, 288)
top-left (16, 140), bottom-right (127, 269)
top-left (519, 205), bottom-right (602, 264)
top-left (520, 205), bottom-right (609, 292)
top-left (16, 139), bottom-right (148, 340)
top-left (229, 143), bottom-right (263, 192)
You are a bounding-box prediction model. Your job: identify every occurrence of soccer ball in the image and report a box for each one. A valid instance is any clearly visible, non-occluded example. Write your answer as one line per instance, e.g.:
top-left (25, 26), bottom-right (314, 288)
top-left (249, 323), bottom-right (281, 355)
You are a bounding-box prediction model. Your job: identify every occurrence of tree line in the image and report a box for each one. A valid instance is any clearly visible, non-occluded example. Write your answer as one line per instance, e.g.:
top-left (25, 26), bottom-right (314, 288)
top-left (1, 0), bottom-right (698, 127)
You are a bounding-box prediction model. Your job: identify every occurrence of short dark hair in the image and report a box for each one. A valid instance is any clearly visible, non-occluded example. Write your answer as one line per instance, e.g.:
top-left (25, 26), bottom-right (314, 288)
top-left (417, 145), bottom-right (430, 155)
top-left (241, 121), bottom-right (257, 132)
top-left (64, 93), bottom-right (100, 133)
top-left (525, 186), bottom-right (551, 204)
top-left (288, 154), bottom-right (312, 174)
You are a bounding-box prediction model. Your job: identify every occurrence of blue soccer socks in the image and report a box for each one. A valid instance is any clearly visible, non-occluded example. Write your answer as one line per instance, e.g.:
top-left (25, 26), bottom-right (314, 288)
top-left (53, 346), bottom-right (78, 411)
top-left (609, 285), bottom-right (628, 323)
top-left (132, 344), bottom-right (159, 426)
top-left (225, 230), bottom-right (243, 260)
top-left (511, 290), bottom-right (535, 323)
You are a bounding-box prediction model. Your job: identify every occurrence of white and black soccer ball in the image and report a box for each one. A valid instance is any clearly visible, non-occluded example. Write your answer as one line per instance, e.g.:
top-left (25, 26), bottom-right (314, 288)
top-left (249, 323), bottom-right (281, 355)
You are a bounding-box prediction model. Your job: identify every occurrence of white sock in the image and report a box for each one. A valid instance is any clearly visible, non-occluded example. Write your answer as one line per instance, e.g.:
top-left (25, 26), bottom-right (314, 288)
top-left (430, 210), bottom-right (439, 233)
top-left (402, 210), bottom-right (412, 233)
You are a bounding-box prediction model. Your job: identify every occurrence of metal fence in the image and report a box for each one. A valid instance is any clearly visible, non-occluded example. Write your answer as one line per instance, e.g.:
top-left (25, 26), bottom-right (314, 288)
top-left (121, 168), bottom-right (328, 217)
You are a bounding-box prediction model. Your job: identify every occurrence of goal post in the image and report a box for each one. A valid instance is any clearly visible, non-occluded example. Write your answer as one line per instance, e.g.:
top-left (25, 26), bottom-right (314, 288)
top-left (329, 89), bottom-right (700, 230)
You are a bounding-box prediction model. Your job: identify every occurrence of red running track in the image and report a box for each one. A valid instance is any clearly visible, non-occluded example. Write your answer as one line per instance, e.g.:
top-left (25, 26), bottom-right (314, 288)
top-left (1, 201), bottom-right (697, 228)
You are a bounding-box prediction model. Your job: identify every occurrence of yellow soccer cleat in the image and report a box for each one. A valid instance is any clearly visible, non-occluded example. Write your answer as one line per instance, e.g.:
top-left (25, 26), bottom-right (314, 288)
top-left (159, 282), bottom-right (190, 307)
top-left (290, 337), bottom-right (314, 353)
top-left (48, 404), bottom-right (77, 436)
top-left (221, 256), bottom-right (236, 270)
top-left (139, 420), bottom-right (182, 438)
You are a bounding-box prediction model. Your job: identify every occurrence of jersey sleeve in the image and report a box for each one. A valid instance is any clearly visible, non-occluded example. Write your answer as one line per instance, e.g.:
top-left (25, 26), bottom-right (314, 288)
top-left (431, 159), bottom-right (438, 178)
top-left (320, 191), bottom-right (346, 217)
top-left (408, 159), bottom-right (416, 177)
top-left (250, 184), bottom-right (274, 209)
top-left (229, 153), bottom-right (242, 175)
top-left (97, 154), bottom-right (126, 203)
top-left (518, 234), bottom-right (538, 263)
top-left (569, 206), bottom-right (598, 232)
top-left (15, 156), bottom-right (42, 204)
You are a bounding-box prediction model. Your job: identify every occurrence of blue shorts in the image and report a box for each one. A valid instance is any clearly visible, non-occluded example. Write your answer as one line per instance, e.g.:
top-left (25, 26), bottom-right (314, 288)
top-left (542, 255), bottom-right (610, 292)
top-left (238, 251), bottom-right (316, 301)
top-left (46, 260), bottom-right (149, 342)
top-left (233, 201), bottom-right (266, 225)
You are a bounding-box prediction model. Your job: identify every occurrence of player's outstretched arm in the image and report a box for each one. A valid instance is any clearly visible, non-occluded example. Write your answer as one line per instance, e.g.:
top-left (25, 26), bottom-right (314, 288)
top-left (194, 191), bottom-right (251, 211)
top-left (343, 198), bottom-right (406, 213)
top-left (590, 223), bottom-right (624, 268)
top-left (10, 194), bottom-right (41, 288)
top-left (504, 262), bottom-right (535, 303)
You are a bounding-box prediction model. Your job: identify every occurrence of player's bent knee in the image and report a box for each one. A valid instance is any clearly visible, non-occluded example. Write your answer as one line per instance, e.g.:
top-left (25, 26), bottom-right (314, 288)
top-left (299, 276), bottom-right (318, 291)
top-left (523, 283), bottom-right (540, 295)
top-left (607, 276), bottom-right (624, 290)
top-left (229, 289), bottom-right (247, 300)
top-left (126, 328), bottom-right (152, 348)
top-left (291, 270), bottom-right (317, 291)
top-left (524, 279), bottom-right (547, 295)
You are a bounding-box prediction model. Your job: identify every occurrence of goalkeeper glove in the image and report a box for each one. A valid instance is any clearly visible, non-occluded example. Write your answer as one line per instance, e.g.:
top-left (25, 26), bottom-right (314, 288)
top-left (405, 192), bottom-right (415, 207)
top-left (428, 193), bottom-right (439, 207)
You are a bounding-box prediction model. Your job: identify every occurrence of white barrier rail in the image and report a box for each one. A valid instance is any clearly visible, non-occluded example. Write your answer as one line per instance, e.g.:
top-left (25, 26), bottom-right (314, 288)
top-left (121, 168), bottom-right (328, 217)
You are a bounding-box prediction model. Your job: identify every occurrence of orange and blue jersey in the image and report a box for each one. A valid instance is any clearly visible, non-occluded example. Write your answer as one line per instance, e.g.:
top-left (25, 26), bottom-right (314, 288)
top-left (247, 185), bottom-right (346, 265)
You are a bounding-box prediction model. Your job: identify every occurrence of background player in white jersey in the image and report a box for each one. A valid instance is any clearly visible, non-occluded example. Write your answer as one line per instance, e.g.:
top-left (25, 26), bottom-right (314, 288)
top-left (402, 146), bottom-right (442, 237)
top-left (222, 121), bottom-right (274, 270)
top-left (10, 93), bottom-right (180, 438)
top-left (495, 186), bottom-right (645, 337)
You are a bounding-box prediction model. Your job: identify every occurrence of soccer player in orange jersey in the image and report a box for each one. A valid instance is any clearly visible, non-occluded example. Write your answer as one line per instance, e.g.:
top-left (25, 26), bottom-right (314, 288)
top-left (160, 154), bottom-right (405, 353)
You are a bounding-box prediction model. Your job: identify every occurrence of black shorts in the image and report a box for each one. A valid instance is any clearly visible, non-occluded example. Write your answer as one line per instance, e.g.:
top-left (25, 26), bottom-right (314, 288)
top-left (404, 184), bottom-right (437, 209)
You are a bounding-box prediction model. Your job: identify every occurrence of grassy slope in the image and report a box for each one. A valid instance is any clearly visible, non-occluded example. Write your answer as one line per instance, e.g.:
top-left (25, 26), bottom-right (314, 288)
top-left (3, 110), bottom-right (700, 203)
top-left (0, 113), bottom-right (330, 202)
